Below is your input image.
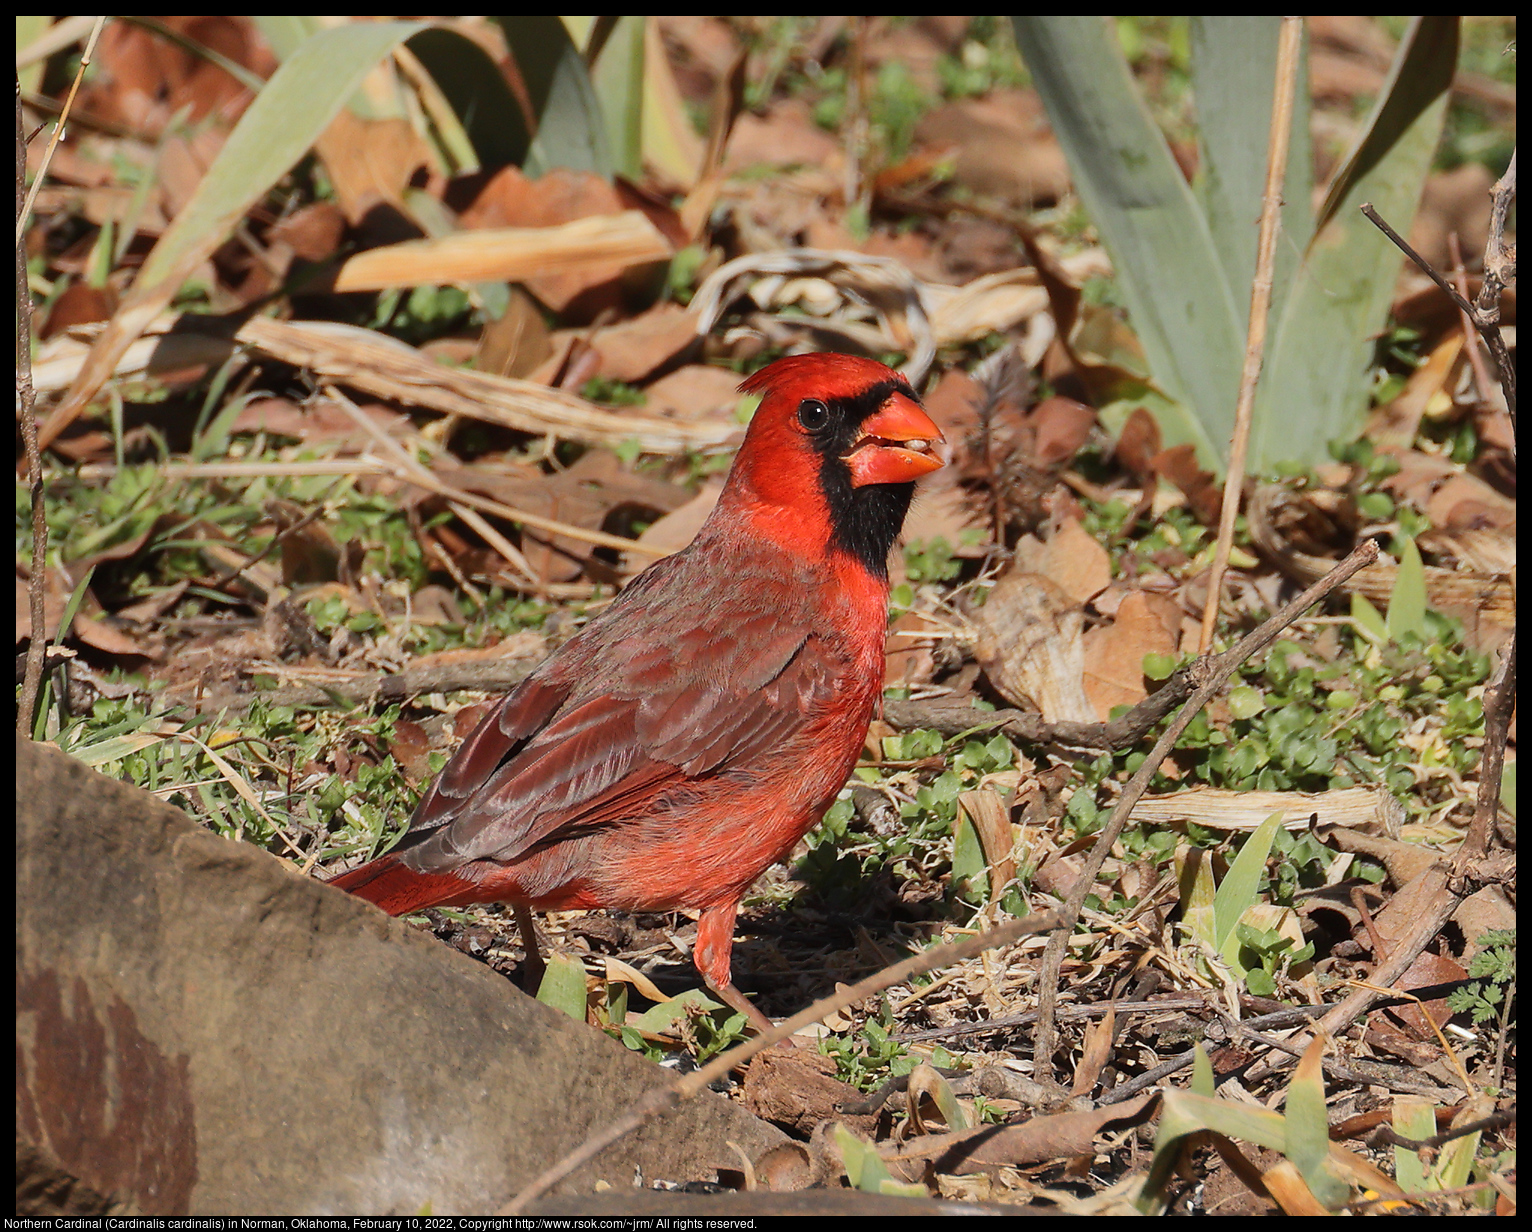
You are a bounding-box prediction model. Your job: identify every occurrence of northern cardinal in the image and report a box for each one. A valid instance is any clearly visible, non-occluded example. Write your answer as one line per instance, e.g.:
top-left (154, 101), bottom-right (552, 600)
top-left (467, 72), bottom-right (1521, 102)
top-left (328, 353), bottom-right (945, 1027)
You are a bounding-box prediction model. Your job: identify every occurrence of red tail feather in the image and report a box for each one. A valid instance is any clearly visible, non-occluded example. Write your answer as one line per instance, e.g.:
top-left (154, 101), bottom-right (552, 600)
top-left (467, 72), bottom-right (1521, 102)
top-left (327, 856), bottom-right (476, 917)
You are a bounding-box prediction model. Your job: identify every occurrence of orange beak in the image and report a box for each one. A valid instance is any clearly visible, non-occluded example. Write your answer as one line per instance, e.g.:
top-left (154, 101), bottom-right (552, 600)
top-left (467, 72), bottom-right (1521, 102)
top-left (843, 391), bottom-right (946, 487)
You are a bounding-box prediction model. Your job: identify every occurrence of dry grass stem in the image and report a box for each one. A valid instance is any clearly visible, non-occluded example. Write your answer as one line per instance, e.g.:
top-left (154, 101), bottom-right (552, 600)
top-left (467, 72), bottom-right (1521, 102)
top-left (1199, 14), bottom-right (1303, 654)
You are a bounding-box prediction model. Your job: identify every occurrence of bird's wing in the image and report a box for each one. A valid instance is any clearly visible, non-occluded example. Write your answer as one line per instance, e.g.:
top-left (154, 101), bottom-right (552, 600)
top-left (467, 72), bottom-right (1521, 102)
top-left (395, 573), bottom-right (842, 873)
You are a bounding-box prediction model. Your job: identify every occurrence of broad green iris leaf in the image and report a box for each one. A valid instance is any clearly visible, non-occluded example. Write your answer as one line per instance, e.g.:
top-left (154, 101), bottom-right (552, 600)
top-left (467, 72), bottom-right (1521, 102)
top-left (1012, 15), bottom-right (1246, 471)
top-left (499, 15), bottom-right (613, 178)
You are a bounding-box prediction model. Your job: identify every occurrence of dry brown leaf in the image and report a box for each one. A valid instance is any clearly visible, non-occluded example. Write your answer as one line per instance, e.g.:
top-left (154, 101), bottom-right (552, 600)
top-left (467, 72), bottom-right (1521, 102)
top-left (1260, 1159), bottom-right (1331, 1216)
top-left (234, 316), bottom-right (736, 453)
top-left (1151, 444), bottom-right (1221, 524)
top-left (314, 109), bottom-right (432, 224)
top-left (958, 789), bottom-right (1016, 900)
top-left (1069, 1005), bottom-right (1116, 1098)
top-left (456, 167), bottom-right (636, 316)
top-left (475, 285), bottom-right (554, 380)
top-left (642, 365), bottom-right (744, 422)
top-left (724, 97), bottom-right (843, 173)
top-left (973, 570), bottom-right (1095, 723)
top-left (333, 212), bottom-right (673, 294)
top-left (921, 367), bottom-right (986, 447)
top-left (1422, 473), bottom-right (1516, 531)
top-left (912, 90), bottom-right (1071, 207)
top-left (623, 480), bottom-right (724, 569)
top-left (1029, 396), bottom-right (1097, 469)
top-left (1364, 333), bottom-right (1464, 448)
top-left (1081, 589), bottom-right (1179, 718)
top-left (83, 17), bottom-right (271, 135)
top-left (1014, 521), bottom-right (1110, 606)
top-left (886, 1092), bottom-right (1157, 1174)
top-left (267, 201), bottom-right (347, 263)
top-left (582, 302), bottom-right (700, 384)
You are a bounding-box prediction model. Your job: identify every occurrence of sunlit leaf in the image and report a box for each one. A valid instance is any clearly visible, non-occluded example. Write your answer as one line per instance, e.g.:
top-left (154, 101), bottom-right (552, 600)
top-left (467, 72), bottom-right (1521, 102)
top-left (535, 950), bottom-right (590, 1021)
top-left (1386, 535), bottom-right (1429, 643)
top-left (1212, 810), bottom-right (1284, 951)
top-left (1251, 17), bottom-right (1457, 469)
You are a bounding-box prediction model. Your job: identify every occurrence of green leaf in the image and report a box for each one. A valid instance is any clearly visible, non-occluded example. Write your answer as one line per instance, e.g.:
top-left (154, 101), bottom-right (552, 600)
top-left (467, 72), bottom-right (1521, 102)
top-left (1012, 15), bottom-right (1246, 471)
top-left (404, 26), bottom-right (532, 170)
top-left (1251, 17), bottom-right (1457, 469)
top-left (589, 15), bottom-right (646, 180)
top-left (1350, 592), bottom-right (1388, 643)
top-left (1286, 1040), bottom-right (1349, 1209)
top-left (833, 1125), bottom-right (927, 1198)
top-left (1191, 1043), bottom-right (1216, 1097)
top-left (140, 23), bottom-right (431, 293)
top-left (1142, 1089), bottom-right (1294, 1213)
top-left (498, 16), bottom-right (612, 178)
top-left (535, 951), bottom-right (589, 1021)
top-left (1386, 535), bottom-right (1429, 643)
top-left (1188, 17), bottom-right (1313, 335)
top-left (626, 987), bottom-right (723, 1034)
top-left (951, 812), bottom-right (987, 903)
top-left (1228, 685), bottom-right (1266, 719)
top-left (1213, 810), bottom-right (1284, 953)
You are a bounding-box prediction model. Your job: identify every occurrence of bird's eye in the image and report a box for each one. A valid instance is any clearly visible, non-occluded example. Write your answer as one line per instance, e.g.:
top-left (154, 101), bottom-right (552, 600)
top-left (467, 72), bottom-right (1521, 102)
top-left (797, 399), bottom-right (831, 431)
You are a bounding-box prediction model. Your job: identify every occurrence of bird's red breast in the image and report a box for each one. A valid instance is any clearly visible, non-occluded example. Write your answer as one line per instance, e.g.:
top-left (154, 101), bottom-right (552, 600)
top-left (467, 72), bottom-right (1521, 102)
top-left (329, 353), bottom-right (944, 985)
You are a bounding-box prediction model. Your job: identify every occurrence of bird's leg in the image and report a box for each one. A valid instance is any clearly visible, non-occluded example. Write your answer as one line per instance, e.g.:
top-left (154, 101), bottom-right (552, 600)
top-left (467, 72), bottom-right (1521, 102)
top-left (513, 902), bottom-right (546, 996)
top-left (695, 901), bottom-right (774, 1034)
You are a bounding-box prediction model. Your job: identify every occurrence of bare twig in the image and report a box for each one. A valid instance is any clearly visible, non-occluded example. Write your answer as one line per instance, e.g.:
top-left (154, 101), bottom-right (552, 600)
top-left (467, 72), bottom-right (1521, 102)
top-left (883, 661), bottom-right (1197, 751)
top-left (1447, 231), bottom-right (1496, 406)
top-left (16, 15), bottom-right (107, 250)
top-left (1031, 539), bottom-right (1380, 1072)
top-left (501, 909), bottom-right (1059, 1213)
top-left (1372, 1111), bottom-right (1516, 1154)
top-left (1362, 151), bottom-right (1516, 428)
top-left (1199, 14), bottom-right (1302, 654)
top-left (18, 78), bottom-right (49, 736)
top-left (1460, 631), bottom-right (1515, 864)
top-left (172, 655), bottom-right (541, 715)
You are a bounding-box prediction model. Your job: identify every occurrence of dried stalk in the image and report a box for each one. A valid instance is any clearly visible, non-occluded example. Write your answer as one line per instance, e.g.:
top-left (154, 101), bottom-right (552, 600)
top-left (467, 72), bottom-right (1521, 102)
top-left (1199, 14), bottom-right (1302, 653)
top-left (17, 80), bottom-right (47, 736)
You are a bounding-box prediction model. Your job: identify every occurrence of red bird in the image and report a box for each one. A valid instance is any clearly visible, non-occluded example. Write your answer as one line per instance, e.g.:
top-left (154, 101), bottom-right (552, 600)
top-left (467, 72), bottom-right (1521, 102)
top-left (328, 353), bottom-right (944, 1027)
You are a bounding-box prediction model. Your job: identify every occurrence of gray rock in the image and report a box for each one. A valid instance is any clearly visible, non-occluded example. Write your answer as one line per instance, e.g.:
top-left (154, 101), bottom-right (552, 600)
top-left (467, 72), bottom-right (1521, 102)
top-left (16, 736), bottom-right (784, 1215)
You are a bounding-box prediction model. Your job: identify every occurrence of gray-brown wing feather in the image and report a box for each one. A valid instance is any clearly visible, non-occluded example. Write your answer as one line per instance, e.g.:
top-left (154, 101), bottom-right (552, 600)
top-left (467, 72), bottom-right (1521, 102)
top-left (395, 547), bottom-right (841, 874)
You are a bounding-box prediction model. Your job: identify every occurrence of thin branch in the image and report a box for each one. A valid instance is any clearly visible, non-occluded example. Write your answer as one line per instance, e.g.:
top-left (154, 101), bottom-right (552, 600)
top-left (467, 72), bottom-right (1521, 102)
top-left (17, 79), bottom-right (47, 736)
top-left (1460, 631), bottom-right (1515, 864)
top-left (501, 909), bottom-right (1059, 1214)
top-left (1447, 230), bottom-right (1496, 406)
top-left (1363, 159), bottom-right (1516, 427)
top-left (1360, 203), bottom-right (1479, 320)
top-left (1199, 14), bottom-right (1302, 653)
top-left (883, 656), bottom-right (1200, 751)
top-left (16, 16), bottom-right (107, 250)
top-left (1031, 539), bottom-right (1380, 1072)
